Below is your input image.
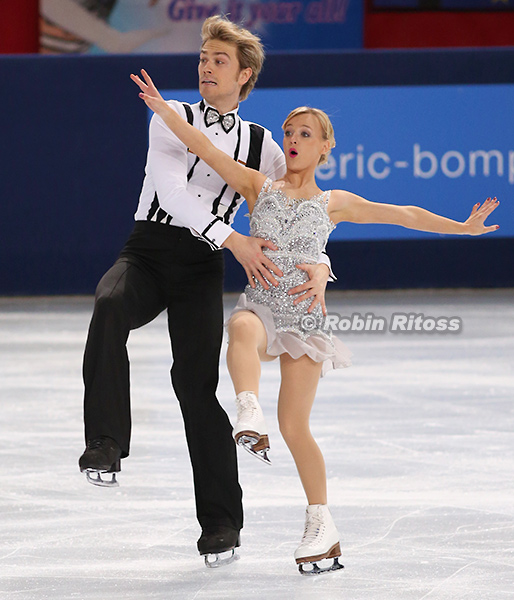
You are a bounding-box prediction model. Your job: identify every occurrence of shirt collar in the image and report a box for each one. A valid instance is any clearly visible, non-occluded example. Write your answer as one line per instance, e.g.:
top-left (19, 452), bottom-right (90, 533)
top-left (200, 99), bottom-right (240, 118)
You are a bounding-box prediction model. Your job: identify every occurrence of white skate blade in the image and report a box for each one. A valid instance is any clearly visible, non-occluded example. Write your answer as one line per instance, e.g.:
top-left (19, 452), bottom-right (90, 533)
top-left (298, 557), bottom-right (344, 576)
top-left (236, 434), bottom-right (271, 465)
top-left (85, 469), bottom-right (119, 488)
top-left (204, 549), bottom-right (240, 568)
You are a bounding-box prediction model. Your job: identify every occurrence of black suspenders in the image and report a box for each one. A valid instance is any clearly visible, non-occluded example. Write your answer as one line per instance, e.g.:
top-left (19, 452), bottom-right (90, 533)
top-left (222, 123), bottom-right (265, 223)
top-left (147, 104), bottom-right (267, 240)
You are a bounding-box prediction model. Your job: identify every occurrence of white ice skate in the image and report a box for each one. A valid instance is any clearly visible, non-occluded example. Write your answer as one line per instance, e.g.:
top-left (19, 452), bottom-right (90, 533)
top-left (294, 504), bottom-right (344, 575)
top-left (233, 391), bottom-right (271, 464)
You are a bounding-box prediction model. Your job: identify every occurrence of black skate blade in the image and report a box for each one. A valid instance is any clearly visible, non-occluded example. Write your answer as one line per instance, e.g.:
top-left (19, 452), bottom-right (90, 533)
top-left (236, 435), bottom-right (271, 465)
top-left (298, 557), bottom-right (344, 576)
top-left (204, 549), bottom-right (239, 569)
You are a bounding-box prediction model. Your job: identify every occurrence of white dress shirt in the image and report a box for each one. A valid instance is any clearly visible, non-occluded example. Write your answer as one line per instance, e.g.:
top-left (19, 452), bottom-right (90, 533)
top-left (135, 98), bottom-right (335, 277)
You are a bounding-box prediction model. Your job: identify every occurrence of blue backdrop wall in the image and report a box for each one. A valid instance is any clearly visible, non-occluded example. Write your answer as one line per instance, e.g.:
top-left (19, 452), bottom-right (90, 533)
top-left (1, 48), bottom-right (513, 295)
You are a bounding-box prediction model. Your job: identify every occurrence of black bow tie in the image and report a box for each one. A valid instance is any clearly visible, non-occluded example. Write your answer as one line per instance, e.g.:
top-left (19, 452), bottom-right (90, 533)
top-left (204, 106), bottom-right (236, 133)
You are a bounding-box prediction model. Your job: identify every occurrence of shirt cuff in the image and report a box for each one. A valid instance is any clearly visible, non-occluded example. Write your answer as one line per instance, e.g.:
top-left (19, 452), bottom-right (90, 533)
top-left (201, 217), bottom-right (234, 249)
top-left (318, 251), bottom-right (337, 282)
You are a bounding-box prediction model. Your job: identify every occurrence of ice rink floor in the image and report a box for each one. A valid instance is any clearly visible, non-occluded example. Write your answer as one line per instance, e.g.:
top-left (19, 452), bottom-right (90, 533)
top-left (1, 289), bottom-right (513, 600)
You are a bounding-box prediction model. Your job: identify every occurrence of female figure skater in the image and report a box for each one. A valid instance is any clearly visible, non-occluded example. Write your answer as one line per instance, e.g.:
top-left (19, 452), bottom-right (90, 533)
top-left (131, 70), bottom-right (499, 574)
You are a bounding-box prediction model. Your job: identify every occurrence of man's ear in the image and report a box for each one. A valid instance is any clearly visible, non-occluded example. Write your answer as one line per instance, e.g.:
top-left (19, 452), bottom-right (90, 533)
top-left (238, 67), bottom-right (252, 86)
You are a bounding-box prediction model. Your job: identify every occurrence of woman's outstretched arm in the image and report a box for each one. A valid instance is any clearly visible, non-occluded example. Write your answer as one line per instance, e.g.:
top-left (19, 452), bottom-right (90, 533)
top-left (328, 190), bottom-right (499, 236)
top-left (131, 69), bottom-right (266, 210)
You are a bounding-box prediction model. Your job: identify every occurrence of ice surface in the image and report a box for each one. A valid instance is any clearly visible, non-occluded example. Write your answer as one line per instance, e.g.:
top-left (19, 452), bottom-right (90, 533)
top-left (0, 290), bottom-right (513, 599)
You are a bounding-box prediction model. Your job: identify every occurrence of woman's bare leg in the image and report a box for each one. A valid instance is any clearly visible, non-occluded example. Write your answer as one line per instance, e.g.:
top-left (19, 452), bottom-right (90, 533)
top-left (227, 310), bottom-right (274, 460)
top-left (226, 310), bottom-right (270, 395)
top-left (278, 354), bottom-right (342, 569)
top-left (277, 354), bottom-right (325, 504)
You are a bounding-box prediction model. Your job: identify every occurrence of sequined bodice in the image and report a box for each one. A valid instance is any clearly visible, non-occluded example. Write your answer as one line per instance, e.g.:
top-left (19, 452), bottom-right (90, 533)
top-left (245, 178), bottom-right (335, 340)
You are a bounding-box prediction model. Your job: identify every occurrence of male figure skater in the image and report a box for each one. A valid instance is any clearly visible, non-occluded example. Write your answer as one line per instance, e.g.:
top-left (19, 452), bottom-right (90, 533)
top-left (78, 15), bottom-right (333, 564)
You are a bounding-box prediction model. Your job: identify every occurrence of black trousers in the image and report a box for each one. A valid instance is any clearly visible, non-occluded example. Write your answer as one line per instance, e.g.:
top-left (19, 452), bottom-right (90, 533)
top-left (83, 221), bottom-right (243, 532)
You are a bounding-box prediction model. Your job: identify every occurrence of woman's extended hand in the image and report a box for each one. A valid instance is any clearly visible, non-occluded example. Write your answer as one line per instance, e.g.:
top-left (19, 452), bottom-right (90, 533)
top-left (288, 263), bottom-right (330, 315)
top-left (464, 197), bottom-right (500, 235)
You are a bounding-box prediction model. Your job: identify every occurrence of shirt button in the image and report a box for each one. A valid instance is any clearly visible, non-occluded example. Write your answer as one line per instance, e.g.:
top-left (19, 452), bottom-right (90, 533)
top-left (215, 133), bottom-right (218, 136)
top-left (198, 194), bottom-right (201, 197)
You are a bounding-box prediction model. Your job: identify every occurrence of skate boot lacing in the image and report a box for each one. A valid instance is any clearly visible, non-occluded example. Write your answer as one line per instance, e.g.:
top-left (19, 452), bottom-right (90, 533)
top-left (300, 508), bottom-right (325, 547)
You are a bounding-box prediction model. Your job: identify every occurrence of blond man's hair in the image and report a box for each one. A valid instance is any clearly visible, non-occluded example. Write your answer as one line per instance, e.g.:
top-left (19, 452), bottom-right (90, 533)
top-left (201, 16), bottom-right (264, 102)
top-left (282, 107), bottom-right (336, 166)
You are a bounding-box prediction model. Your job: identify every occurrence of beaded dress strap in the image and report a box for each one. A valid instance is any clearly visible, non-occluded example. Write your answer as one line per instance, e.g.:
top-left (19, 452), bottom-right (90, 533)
top-left (259, 177), bottom-right (274, 195)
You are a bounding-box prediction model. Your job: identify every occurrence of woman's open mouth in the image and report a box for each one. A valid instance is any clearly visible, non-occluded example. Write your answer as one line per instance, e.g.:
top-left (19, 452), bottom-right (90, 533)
top-left (289, 148), bottom-right (298, 157)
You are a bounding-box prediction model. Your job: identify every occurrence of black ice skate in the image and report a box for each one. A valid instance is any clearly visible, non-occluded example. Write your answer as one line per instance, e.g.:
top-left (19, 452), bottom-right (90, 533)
top-left (79, 436), bottom-right (122, 487)
top-left (197, 526), bottom-right (240, 568)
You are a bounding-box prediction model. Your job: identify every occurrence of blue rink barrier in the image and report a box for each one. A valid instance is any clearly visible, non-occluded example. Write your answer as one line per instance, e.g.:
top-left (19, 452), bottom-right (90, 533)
top-left (0, 49), bottom-right (513, 294)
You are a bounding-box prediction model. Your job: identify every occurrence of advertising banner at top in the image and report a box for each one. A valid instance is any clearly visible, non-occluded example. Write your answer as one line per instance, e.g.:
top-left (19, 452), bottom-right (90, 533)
top-left (39, 0), bottom-right (363, 55)
top-left (371, 0), bottom-right (513, 9)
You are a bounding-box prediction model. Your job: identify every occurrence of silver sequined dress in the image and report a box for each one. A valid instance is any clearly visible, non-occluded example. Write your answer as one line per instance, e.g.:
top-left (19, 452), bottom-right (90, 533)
top-left (231, 178), bottom-right (352, 376)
